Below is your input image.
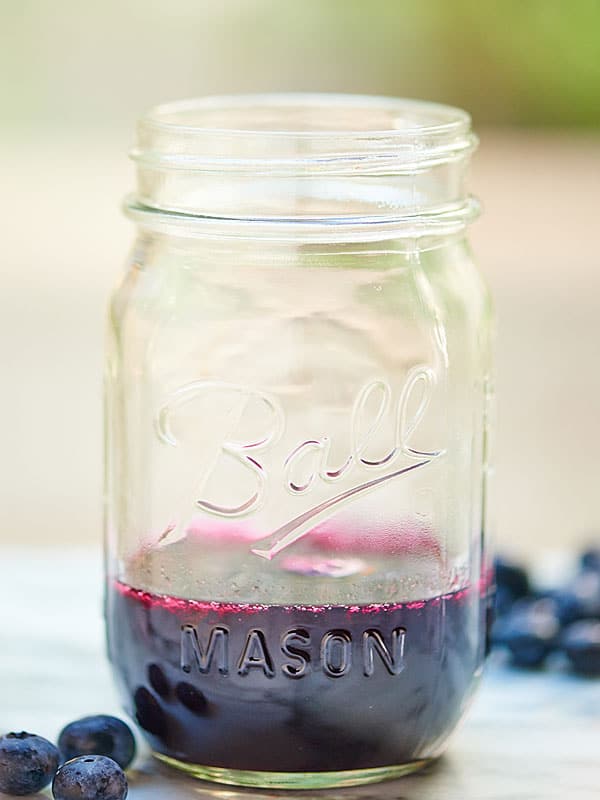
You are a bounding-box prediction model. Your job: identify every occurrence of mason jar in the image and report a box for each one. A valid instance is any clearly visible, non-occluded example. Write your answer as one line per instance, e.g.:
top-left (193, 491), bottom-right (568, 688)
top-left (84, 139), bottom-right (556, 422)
top-left (104, 94), bottom-right (493, 789)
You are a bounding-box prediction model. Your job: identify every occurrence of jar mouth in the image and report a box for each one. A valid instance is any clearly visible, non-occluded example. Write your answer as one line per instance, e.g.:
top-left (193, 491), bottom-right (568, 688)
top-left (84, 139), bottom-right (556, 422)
top-left (132, 93), bottom-right (475, 173)
top-left (130, 93), bottom-right (477, 236)
top-left (140, 93), bottom-right (469, 135)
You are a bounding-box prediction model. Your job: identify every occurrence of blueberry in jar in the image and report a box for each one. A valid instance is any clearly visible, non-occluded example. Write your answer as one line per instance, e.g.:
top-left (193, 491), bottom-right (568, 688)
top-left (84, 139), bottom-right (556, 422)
top-left (133, 687), bottom-right (167, 738)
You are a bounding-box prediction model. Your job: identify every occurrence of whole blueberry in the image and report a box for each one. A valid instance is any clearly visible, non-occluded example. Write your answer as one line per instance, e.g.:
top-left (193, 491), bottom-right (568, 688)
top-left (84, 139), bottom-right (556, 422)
top-left (580, 547), bottom-right (600, 573)
top-left (560, 570), bottom-right (600, 622)
top-left (494, 557), bottom-right (530, 600)
top-left (561, 620), bottom-right (600, 676)
top-left (490, 612), bottom-right (511, 649)
top-left (494, 584), bottom-right (518, 618)
top-left (530, 588), bottom-right (579, 625)
top-left (52, 755), bottom-right (128, 800)
top-left (0, 731), bottom-right (60, 795)
top-left (501, 598), bottom-right (561, 668)
top-left (58, 716), bottom-right (135, 770)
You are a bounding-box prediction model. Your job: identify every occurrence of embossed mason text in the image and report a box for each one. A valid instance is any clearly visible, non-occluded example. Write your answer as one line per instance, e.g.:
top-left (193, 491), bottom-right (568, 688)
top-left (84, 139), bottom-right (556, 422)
top-left (181, 623), bottom-right (407, 679)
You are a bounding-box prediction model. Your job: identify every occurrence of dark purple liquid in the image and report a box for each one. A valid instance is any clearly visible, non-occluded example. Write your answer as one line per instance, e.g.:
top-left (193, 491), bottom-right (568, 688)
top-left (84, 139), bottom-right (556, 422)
top-left (107, 582), bottom-right (484, 772)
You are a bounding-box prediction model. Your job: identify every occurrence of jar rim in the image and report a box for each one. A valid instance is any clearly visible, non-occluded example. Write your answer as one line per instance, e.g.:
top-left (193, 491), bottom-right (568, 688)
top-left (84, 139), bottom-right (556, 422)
top-left (138, 93), bottom-right (471, 139)
top-left (132, 93), bottom-right (475, 173)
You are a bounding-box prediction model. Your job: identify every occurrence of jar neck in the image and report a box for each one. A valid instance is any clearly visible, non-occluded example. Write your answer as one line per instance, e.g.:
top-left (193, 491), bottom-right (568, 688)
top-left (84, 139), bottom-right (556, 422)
top-left (127, 94), bottom-right (478, 243)
top-left (132, 229), bottom-right (471, 268)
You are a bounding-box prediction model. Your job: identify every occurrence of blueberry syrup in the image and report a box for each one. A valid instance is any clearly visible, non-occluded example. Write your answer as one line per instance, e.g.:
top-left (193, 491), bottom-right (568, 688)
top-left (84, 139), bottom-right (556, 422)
top-left (106, 576), bottom-right (485, 773)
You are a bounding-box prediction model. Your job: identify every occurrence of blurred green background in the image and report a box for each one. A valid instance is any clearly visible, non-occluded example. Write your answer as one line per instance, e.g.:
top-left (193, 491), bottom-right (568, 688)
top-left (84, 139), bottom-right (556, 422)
top-left (2, 0), bottom-right (599, 132)
top-left (0, 1), bottom-right (599, 558)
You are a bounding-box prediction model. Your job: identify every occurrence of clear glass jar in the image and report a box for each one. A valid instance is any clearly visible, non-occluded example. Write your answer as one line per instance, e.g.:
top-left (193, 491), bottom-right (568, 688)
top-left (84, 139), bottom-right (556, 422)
top-left (104, 94), bottom-right (493, 789)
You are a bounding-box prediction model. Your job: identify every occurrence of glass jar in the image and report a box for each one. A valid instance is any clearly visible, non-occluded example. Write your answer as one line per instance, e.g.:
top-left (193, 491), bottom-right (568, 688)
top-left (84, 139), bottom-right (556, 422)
top-left (104, 94), bottom-right (493, 789)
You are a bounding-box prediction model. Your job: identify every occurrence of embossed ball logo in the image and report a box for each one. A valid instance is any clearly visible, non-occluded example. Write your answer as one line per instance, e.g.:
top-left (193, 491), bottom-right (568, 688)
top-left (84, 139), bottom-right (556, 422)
top-left (155, 365), bottom-right (443, 560)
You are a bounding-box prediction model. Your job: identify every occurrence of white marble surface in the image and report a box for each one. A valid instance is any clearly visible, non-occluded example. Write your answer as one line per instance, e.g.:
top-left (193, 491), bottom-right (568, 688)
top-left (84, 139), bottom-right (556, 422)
top-left (1, 548), bottom-right (600, 799)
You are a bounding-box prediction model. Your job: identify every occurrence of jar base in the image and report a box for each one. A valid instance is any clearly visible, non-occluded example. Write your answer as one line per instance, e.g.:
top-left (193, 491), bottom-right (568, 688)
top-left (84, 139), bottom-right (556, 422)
top-left (153, 752), bottom-right (430, 789)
